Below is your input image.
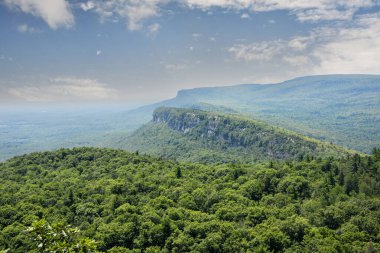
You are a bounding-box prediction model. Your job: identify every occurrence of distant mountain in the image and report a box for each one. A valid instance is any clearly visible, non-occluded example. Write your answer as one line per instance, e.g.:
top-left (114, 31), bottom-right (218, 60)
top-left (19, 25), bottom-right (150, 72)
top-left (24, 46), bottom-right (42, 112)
top-left (119, 107), bottom-right (351, 163)
top-left (121, 75), bottom-right (380, 153)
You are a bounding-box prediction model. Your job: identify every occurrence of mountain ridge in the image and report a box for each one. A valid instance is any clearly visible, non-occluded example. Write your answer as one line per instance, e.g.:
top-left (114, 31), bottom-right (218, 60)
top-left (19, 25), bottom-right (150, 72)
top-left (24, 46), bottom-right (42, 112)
top-left (120, 107), bottom-right (352, 163)
top-left (120, 74), bottom-right (380, 153)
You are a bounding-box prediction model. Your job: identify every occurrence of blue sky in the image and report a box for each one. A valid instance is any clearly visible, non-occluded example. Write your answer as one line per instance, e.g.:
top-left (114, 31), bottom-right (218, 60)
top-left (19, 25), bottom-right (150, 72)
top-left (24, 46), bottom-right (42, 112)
top-left (1, 0), bottom-right (380, 105)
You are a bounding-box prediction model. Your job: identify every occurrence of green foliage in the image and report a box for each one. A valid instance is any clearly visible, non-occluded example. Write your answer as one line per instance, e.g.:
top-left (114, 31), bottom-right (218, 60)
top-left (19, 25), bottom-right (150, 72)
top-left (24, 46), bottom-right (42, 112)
top-left (0, 147), bottom-right (379, 252)
top-left (27, 219), bottom-right (98, 252)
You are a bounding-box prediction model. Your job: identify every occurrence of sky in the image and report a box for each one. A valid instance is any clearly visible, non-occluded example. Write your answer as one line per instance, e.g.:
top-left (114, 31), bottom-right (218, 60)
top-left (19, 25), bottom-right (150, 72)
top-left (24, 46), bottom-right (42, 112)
top-left (1, 0), bottom-right (380, 105)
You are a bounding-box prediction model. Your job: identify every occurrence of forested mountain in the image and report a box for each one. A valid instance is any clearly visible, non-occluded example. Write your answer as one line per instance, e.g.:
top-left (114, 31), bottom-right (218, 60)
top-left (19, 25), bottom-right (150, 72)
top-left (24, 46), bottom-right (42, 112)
top-left (119, 107), bottom-right (352, 164)
top-left (0, 147), bottom-right (379, 252)
top-left (122, 75), bottom-right (380, 153)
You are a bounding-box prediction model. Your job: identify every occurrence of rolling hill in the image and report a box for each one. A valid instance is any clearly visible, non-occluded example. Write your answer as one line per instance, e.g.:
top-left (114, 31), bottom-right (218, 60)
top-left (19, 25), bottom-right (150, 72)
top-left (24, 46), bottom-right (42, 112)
top-left (119, 107), bottom-right (352, 163)
top-left (121, 75), bottom-right (380, 153)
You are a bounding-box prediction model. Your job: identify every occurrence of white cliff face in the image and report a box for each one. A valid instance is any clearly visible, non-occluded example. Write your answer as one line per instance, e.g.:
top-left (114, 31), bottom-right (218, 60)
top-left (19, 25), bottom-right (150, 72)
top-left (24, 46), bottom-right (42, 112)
top-left (152, 108), bottom-right (319, 158)
top-left (131, 107), bottom-right (346, 161)
top-left (153, 109), bottom-right (223, 137)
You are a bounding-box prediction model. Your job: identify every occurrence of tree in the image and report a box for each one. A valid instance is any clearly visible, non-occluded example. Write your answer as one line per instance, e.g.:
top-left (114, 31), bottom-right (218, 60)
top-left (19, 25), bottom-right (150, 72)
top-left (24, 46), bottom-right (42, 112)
top-left (27, 219), bottom-right (98, 252)
top-left (176, 167), bottom-right (182, 178)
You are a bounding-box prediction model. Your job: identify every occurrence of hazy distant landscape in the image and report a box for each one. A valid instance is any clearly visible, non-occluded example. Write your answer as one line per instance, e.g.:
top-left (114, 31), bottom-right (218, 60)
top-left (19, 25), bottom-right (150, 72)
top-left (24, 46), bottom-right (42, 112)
top-left (1, 1), bottom-right (380, 252)
top-left (122, 75), bottom-right (380, 153)
top-left (1, 75), bottom-right (378, 161)
top-left (0, 106), bottom-right (137, 161)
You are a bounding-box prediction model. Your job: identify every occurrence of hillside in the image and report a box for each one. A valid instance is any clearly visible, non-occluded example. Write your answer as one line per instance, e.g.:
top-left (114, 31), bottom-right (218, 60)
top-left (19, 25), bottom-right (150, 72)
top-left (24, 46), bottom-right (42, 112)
top-left (122, 75), bottom-right (380, 153)
top-left (0, 147), bottom-right (379, 252)
top-left (119, 107), bottom-right (351, 164)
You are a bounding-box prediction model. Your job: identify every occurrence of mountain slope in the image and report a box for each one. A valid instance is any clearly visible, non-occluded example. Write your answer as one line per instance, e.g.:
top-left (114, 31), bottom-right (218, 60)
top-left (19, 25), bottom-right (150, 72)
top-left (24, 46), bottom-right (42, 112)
top-left (120, 107), bottom-right (351, 163)
top-left (121, 75), bottom-right (380, 153)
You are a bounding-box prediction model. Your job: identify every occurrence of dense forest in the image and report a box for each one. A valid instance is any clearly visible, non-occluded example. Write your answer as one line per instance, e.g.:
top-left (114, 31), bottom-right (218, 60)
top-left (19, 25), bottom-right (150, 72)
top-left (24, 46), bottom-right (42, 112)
top-left (120, 107), bottom-right (352, 164)
top-left (1, 147), bottom-right (379, 252)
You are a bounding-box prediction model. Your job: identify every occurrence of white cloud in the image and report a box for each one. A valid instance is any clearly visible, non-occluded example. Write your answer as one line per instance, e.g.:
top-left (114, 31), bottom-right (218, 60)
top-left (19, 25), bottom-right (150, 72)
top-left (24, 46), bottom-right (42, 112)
top-left (250, 0), bottom-right (374, 21)
top-left (80, 1), bottom-right (95, 11)
top-left (0, 55), bottom-right (13, 62)
top-left (4, 0), bottom-right (74, 30)
top-left (165, 64), bottom-right (188, 71)
top-left (312, 13), bottom-right (380, 74)
top-left (182, 0), bottom-right (377, 21)
top-left (228, 40), bottom-right (285, 61)
top-left (228, 13), bottom-right (380, 75)
top-left (241, 74), bottom-right (287, 84)
top-left (96, 50), bottom-right (102, 56)
top-left (148, 23), bottom-right (160, 34)
top-left (241, 13), bottom-right (250, 19)
top-left (288, 36), bottom-right (310, 51)
top-left (82, 0), bottom-right (163, 31)
top-left (183, 0), bottom-right (251, 9)
top-left (4, 0), bottom-right (379, 32)
top-left (283, 55), bottom-right (310, 66)
top-left (81, 0), bottom-right (378, 31)
top-left (17, 24), bottom-right (38, 33)
top-left (8, 77), bottom-right (118, 102)
top-left (295, 7), bottom-right (355, 22)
